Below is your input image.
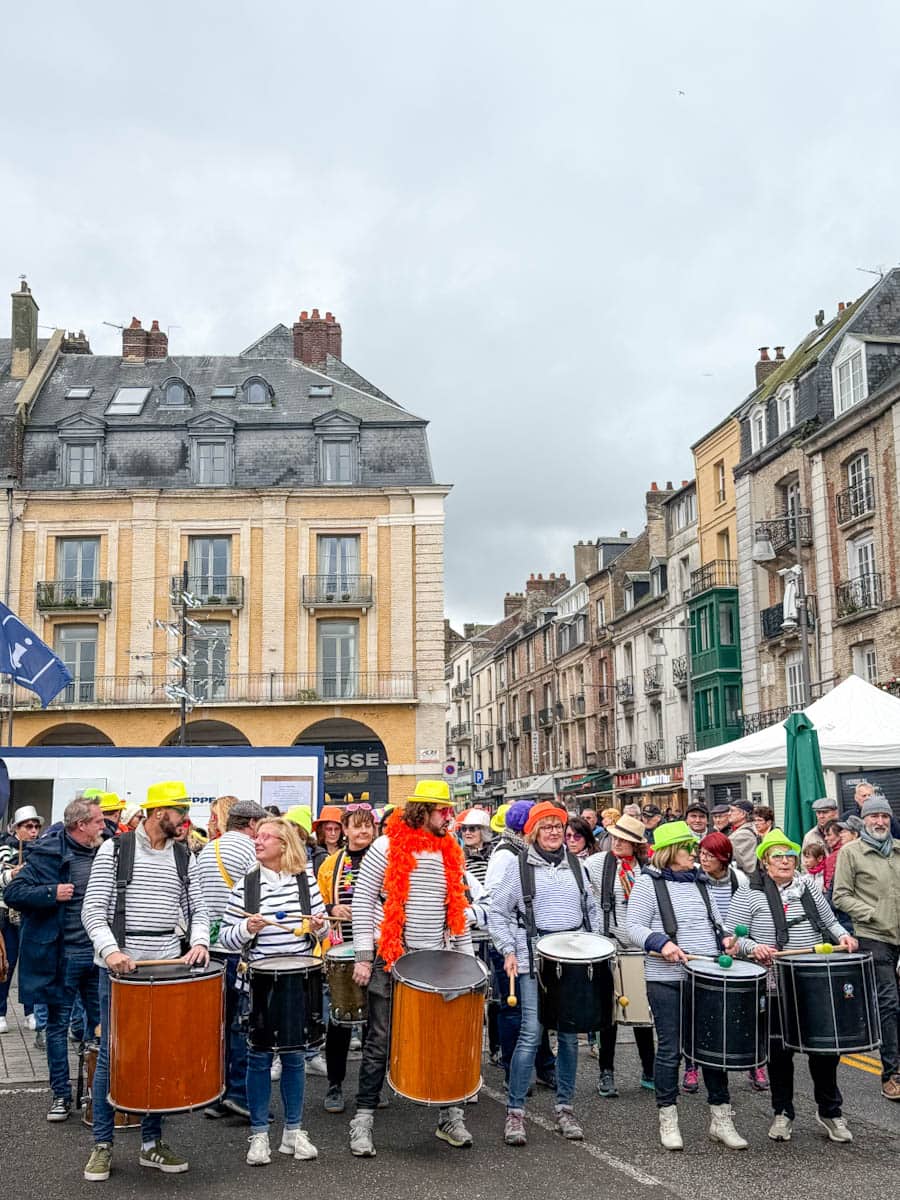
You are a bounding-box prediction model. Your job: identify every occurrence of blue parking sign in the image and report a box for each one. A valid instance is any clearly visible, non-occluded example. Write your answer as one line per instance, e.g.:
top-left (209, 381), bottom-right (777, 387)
top-left (474, 770), bottom-right (484, 785)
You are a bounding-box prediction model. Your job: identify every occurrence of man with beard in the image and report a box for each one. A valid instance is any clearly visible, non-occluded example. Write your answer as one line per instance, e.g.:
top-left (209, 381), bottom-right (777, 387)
top-left (348, 780), bottom-right (478, 1157)
top-left (5, 797), bottom-right (106, 1123)
top-left (80, 781), bottom-right (210, 1181)
top-left (833, 795), bottom-right (900, 1102)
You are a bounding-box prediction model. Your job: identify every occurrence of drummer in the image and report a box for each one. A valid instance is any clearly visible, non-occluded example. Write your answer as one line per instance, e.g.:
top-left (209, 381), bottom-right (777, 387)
top-left (219, 817), bottom-right (327, 1166)
top-left (348, 780), bottom-right (480, 1157)
top-left (80, 781), bottom-right (211, 1182)
top-left (728, 829), bottom-right (857, 1144)
top-left (489, 800), bottom-right (598, 1147)
top-left (316, 803), bottom-right (376, 1114)
top-left (625, 820), bottom-right (747, 1152)
top-left (585, 812), bottom-right (655, 1097)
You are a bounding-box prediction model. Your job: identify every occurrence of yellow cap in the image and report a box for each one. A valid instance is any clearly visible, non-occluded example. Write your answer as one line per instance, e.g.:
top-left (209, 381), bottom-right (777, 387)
top-left (404, 780), bottom-right (452, 806)
top-left (145, 781), bottom-right (190, 810)
top-left (82, 788), bottom-right (103, 800)
top-left (285, 805), bottom-right (312, 834)
top-left (98, 791), bottom-right (125, 813)
top-left (490, 802), bottom-right (512, 834)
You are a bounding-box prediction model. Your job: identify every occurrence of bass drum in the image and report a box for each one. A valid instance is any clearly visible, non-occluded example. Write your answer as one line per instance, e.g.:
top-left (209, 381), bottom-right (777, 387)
top-left (681, 959), bottom-right (768, 1070)
top-left (536, 931), bottom-right (615, 1034)
top-left (248, 955), bottom-right (325, 1052)
top-left (388, 949), bottom-right (488, 1105)
top-left (613, 950), bottom-right (653, 1026)
top-left (776, 952), bottom-right (880, 1054)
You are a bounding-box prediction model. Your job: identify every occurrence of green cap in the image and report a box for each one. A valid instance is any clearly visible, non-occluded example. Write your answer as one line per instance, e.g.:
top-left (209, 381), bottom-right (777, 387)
top-left (650, 819), bottom-right (699, 853)
top-left (756, 828), bottom-right (801, 860)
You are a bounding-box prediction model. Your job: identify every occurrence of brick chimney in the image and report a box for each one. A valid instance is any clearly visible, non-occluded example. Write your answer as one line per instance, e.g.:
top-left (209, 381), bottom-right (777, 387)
top-left (61, 329), bottom-right (91, 355)
top-left (10, 279), bottom-right (38, 379)
top-left (504, 592), bottom-right (525, 618)
top-left (146, 319), bottom-right (168, 360)
top-left (122, 317), bottom-right (148, 362)
top-left (292, 308), bottom-right (342, 366)
top-left (755, 346), bottom-right (779, 387)
top-left (573, 539), bottom-right (600, 582)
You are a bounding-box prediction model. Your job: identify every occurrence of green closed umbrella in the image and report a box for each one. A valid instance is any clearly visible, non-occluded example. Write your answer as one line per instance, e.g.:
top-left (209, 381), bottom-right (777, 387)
top-left (783, 710), bottom-right (826, 845)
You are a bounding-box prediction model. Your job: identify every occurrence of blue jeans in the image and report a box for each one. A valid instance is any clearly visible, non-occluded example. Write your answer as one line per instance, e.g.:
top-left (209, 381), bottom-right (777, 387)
top-left (507, 972), bottom-right (578, 1111)
top-left (215, 955), bottom-right (248, 1105)
top-left (647, 980), bottom-right (729, 1109)
top-left (93, 969), bottom-right (162, 1146)
top-left (247, 1049), bottom-right (304, 1135)
top-left (490, 948), bottom-right (556, 1079)
top-left (46, 948), bottom-right (100, 1100)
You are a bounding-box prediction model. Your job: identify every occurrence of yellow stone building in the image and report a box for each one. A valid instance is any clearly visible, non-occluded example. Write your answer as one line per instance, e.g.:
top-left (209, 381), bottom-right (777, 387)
top-left (0, 290), bottom-right (449, 806)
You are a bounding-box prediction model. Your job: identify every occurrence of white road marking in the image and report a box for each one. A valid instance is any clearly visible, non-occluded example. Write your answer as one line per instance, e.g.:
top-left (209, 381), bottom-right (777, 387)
top-left (481, 1084), bottom-right (662, 1186)
top-left (0, 1086), bottom-right (50, 1095)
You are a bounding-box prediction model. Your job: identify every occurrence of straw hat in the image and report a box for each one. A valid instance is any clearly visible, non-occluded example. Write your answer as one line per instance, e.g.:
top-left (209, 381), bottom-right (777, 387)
top-left (607, 813), bottom-right (646, 844)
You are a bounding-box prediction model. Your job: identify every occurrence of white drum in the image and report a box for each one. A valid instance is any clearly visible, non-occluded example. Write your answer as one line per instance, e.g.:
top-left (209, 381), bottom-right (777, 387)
top-left (613, 949), bottom-right (652, 1026)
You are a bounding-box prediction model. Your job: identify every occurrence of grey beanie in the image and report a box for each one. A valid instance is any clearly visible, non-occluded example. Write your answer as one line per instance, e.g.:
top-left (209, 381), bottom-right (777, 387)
top-left (861, 796), bottom-right (893, 819)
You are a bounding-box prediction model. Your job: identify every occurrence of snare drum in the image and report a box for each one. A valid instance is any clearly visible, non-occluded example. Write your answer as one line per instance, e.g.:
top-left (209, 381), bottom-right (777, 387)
top-left (248, 955), bottom-right (325, 1052)
top-left (681, 959), bottom-right (768, 1070)
top-left (325, 944), bottom-right (367, 1025)
top-left (613, 949), bottom-right (653, 1026)
top-left (535, 931), bottom-right (615, 1034)
top-left (776, 952), bottom-right (880, 1054)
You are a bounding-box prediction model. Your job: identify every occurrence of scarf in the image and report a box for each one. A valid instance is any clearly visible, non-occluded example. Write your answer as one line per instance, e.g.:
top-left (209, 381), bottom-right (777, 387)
top-left (861, 829), bottom-right (895, 858)
top-left (534, 843), bottom-right (565, 866)
top-left (378, 809), bottom-right (468, 970)
top-left (617, 855), bottom-right (636, 901)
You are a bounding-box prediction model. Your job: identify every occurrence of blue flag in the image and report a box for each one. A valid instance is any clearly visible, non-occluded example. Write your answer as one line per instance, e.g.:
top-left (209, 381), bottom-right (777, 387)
top-left (0, 602), bottom-right (73, 707)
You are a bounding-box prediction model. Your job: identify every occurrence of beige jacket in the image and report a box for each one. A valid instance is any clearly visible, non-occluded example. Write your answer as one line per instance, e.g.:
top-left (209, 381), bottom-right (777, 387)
top-left (729, 822), bottom-right (759, 875)
top-left (832, 837), bottom-right (900, 943)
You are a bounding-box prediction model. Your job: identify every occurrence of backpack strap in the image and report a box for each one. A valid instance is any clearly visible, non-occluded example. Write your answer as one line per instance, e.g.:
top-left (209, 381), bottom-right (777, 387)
top-left (694, 880), bottom-right (725, 950)
top-left (517, 852), bottom-right (538, 976)
top-left (112, 832), bottom-right (136, 950)
top-left (761, 874), bottom-right (790, 949)
top-left (598, 852), bottom-right (618, 936)
top-left (650, 874), bottom-right (679, 942)
top-left (295, 867), bottom-right (311, 917)
top-left (799, 883), bottom-right (833, 943)
top-left (564, 849), bottom-right (591, 932)
top-left (330, 850), bottom-right (346, 908)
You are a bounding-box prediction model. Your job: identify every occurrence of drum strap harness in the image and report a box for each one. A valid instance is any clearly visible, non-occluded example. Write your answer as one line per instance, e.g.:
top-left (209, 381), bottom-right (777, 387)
top-left (760, 875), bottom-right (833, 950)
top-left (650, 875), bottom-right (726, 950)
top-left (518, 850), bottom-right (591, 976)
top-left (598, 853), bottom-right (617, 936)
top-left (112, 831), bottom-right (192, 949)
top-left (238, 864), bottom-right (312, 978)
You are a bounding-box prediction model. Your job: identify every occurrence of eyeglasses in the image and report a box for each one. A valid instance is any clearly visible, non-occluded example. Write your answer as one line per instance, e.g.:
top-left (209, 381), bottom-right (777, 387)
top-left (540, 822), bottom-right (565, 832)
top-left (168, 806), bottom-right (190, 817)
top-left (344, 803), bottom-right (373, 813)
top-left (768, 852), bottom-right (798, 862)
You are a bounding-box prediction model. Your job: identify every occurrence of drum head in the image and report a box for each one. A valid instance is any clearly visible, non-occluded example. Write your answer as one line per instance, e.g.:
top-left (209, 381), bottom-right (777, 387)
top-left (250, 955), bottom-right (321, 974)
top-left (392, 949), bottom-right (487, 992)
top-left (779, 952), bottom-right (867, 969)
top-left (326, 945), bottom-right (356, 962)
top-left (685, 959), bottom-right (766, 980)
top-left (117, 962), bottom-right (223, 983)
top-left (536, 932), bottom-right (616, 963)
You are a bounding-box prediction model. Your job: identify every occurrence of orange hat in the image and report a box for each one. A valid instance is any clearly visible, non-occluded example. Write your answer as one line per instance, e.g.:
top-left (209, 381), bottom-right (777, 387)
top-left (313, 804), bottom-right (344, 829)
top-left (524, 800), bottom-right (568, 836)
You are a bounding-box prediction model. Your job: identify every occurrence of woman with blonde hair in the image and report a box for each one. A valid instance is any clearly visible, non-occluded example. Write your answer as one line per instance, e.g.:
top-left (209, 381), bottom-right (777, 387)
top-left (219, 818), bottom-right (327, 1166)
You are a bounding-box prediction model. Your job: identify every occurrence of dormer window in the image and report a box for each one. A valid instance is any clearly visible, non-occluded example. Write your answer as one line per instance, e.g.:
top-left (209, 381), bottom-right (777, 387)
top-left (162, 378), bottom-right (191, 407)
top-left (750, 403), bottom-right (767, 453)
top-left (833, 338), bottom-right (867, 414)
top-left (242, 376), bottom-right (272, 406)
top-left (776, 383), bottom-right (796, 434)
top-left (312, 410), bottom-right (361, 485)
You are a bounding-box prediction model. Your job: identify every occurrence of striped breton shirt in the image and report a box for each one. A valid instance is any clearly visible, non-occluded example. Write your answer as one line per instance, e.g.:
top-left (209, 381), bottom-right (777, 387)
top-left (585, 850), bottom-right (645, 945)
top-left (196, 832), bottom-right (259, 936)
top-left (728, 878), bottom-right (845, 990)
top-left (488, 846), bottom-right (599, 965)
top-left (82, 822), bottom-right (210, 967)
top-left (351, 833), bottom-right (476, 962)
top-left (624, 868), bottom-right (720, 983)
top-left (217, 863), bottom-right (324, 962)
top-left (463, 844), bottom-right (492, 887)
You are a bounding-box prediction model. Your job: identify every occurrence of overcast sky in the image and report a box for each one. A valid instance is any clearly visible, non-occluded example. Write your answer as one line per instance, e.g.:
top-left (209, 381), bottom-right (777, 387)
top-left (3, 2), bottom-right (899, 627)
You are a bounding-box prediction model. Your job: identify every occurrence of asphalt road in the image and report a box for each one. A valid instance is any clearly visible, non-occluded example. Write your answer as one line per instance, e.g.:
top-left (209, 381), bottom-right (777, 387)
top-left (3, 1038), bottom-right (899, 1200)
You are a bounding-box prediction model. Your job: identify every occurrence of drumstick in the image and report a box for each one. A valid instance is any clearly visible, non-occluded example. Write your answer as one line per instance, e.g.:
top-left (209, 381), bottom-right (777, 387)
top-left (506, 972), bottom-right (518, 1008)
top-left (771, 943), bottom-right (849, 958)
top-left (275, 909), bottom-right (351, 924)
top-left (649, 950), bottom-right (734, 967)
top-left (235, 908), bottom-right (309, 935)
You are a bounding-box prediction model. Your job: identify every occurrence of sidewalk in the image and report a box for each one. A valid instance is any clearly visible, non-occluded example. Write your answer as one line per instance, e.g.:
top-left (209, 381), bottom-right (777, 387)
top-left (0, 996), bottom-right (50, 1085)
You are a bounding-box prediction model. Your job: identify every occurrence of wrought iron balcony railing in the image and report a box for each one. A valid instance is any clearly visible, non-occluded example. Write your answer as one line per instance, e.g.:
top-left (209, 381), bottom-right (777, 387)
top-left (572, 693), bottom-right (586, 715)
top-left (301, 574), bottom-right (373, 608)
top-left (760, 596), bottom-right (816, 640)
top-left (835, 572), bottom-right (883, 618)
top-left (835, 476), bottom-right (875, 525)
top-left (538, 707), bottom-right (554, 726)
top-left (676, 733), bottom-right (693, 758)
top-left (616, 676), bottom-right (634, 702)
top-left (643, 665), bottom-right (663, 693)
top-left (672, 655), bottom-right (688, 688)
top-left (644, 738), bottom-right (665, 764)
top-left (521, 713), bottom-right (534, 734)
top-left (36, 580), bottom-right (112, 611)
top-left (618, 744), bottom-right (636, 769)
top-left (170, 575), bottom-right (245, 608)
top-left (689, 559), bottom-right (738, 595)
top-left (755, 509), bottom-right (812, 556)
top-left (450, 722), bottom-right (472, 741)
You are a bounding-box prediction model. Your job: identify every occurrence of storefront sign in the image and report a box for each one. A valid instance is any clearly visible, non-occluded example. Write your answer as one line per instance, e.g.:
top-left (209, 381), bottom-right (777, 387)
top-left (507, 773), bottom-right (555, 796)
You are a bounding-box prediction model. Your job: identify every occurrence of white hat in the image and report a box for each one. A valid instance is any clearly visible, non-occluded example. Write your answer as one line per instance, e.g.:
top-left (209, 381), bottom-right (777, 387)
top-left (457, 808), bottom-right (491, 830)
top-left (10, 805), bottom-right (44, 832)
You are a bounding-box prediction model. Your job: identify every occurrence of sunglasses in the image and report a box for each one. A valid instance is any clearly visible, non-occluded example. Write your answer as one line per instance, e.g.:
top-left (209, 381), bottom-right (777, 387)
top-left (565, 830), bottom-right (586, 839)
top-left (460, 825), bottom-right (483, 832)
top-left (168, 806), bottom-right (190, 817)
top-left (344, 803), bottom-right (373, 813)
top-left (18, 821), bottom-right (41, 829)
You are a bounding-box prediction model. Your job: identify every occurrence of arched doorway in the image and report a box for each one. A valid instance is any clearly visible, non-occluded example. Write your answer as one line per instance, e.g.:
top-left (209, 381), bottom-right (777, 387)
top-left (28, 723), bottom-right (115, 747)
top-left (294, 718), bottom-right (388, 808)
top-left (160, 720), bottom-right (251, 747)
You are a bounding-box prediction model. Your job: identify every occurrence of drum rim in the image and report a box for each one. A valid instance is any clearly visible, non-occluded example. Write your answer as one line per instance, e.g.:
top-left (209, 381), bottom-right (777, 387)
top-left (391, 947), bottom-right (489, 992)
top-left (683, 959), bottom-right (767, 979)
top-left (535, 931), bottom-right (616, 963)
top-left (111, 963), bottom-right (224, 984)
top-left (325, 945), bottom-right (356, 960)
top-left (248, 954), bottom-right (322, 973)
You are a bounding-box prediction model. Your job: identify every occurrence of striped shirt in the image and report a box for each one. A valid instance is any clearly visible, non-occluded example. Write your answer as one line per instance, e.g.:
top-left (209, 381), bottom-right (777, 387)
top-left (463, 845), bottom-right (492, 887)
top-left (624, 869), bottom-right (720, 983)
top-left (585, 850), bottom-right (645, 945)
top-left (728, 878), bottom-right (845, 990)
top-left (196, 832), bottom-right (259, 935)
top-left (488, 847), bottom-right (598, 964)
top-left (351, 834), bottom-right (475, 962)
top-left (483, 836), bottom-right (525, 892)
top-left (82, 823), bottom-right (210, 966)
top-left (218, 863), bottom-right (324, 962)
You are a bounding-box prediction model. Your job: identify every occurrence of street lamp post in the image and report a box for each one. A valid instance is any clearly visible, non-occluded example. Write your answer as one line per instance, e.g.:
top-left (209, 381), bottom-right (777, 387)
top-left (752, 509), bottom-right (812, 708)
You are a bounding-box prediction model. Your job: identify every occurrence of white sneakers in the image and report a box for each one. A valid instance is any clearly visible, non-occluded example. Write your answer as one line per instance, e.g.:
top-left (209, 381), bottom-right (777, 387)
top-left (708, 1104), bottom-right (748, 1150)
top-left (0, 1016), bottom-right (9, 1034)
top-left (768, 1114), bottom-right (793, 1141)
top-left (246, 1134), bottom-right (271, 1166)
top-left (305, 1054), bottom-right (327, 1077)
top-left (25, 1014), bottom-right (37, 1031)
top-left (279, 1129), bottom-right (318, 1159)
top-left (658, 1106), bottom-right (683, 1151)
top-left (816, 1114), bottom-right (853, 1143)
top-left (270, 1056), bottom-right (282, 1081)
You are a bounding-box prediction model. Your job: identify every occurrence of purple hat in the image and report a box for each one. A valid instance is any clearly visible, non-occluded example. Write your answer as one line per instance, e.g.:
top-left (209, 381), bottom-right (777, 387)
top-left (505, 800), bottom-right (534, 833)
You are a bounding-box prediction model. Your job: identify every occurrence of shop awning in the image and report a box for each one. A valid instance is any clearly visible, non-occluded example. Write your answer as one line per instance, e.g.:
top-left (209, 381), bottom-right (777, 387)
top-left (560, 770), bottom-right (612, 793)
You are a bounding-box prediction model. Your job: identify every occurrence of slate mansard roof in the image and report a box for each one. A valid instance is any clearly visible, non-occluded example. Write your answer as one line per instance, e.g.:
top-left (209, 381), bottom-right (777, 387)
top-left (21, 331), bottom-right (437, 491)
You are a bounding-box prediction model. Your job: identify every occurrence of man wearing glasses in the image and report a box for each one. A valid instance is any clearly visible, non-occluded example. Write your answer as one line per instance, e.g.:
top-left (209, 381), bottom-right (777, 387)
top-left (81, 782), bottom-right (210, 1182)
top-left (0, 806), bottom-right (46, 1034)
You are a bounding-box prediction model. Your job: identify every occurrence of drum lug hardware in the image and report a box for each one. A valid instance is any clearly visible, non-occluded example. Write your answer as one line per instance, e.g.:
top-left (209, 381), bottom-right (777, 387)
top-left (587, 963), bottom-right (593, 981)
top-left (556, 962), bottom-right (562, 979)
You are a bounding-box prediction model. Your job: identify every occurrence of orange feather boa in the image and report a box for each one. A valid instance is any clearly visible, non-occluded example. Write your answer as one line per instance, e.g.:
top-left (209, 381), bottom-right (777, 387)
top-left (377, 809), bottom-right (469, 970)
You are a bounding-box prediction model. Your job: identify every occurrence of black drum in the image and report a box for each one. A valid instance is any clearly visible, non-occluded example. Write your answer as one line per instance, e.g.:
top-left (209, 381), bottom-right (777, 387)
top-left (681, 960), bottom-right (768, 1070)
top-left (247, 955), bottom-right (324, 1052)
top-left (776, 952), bottom-right (881, 1054)
top-left (535, 932), bottom-right (615, 1034)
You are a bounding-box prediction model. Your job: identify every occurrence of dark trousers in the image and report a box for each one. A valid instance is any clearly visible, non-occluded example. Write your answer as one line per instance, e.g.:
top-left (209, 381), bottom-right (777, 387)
top-left (490, 948), bottom-right (556, 1079)
top-left (46, 947), bottom-right (100, 1101)
top-left (326, 1021), bottom-right (366, 1086)
top-left (647, 980), bottom-right (728, 1109)
top-left (93, 968), bottom-right (162, 1146)
top-left (0, 916), bottom-right (31, 1017)
top-left (856, 936), bottom-right (900, 1080)
top-left (214, 954), bottom-right (248, 1105)
top-left (597, 1014), bottom-right (655, 1077)
top-left (355, 964), bottom-right (391, 1110)
top-left (768, 1005), bottom-right (842, 1119)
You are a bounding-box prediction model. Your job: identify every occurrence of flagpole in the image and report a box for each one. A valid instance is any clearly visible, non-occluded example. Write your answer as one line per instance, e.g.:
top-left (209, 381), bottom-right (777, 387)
top-left (4, 483), bottom-right (13, 747)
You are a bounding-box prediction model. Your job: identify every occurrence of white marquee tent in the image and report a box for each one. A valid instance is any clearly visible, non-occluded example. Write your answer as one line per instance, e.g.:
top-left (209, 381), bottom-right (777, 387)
top-left (684, 675), bottom-right (900, 780)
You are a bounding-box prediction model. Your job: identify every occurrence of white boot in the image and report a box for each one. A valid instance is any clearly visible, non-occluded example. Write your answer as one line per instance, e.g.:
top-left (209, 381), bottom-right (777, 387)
top-left (709, 1104), bottom-right (748, 1149)
top-left (658, 1105), bottom-right (683, 1151)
